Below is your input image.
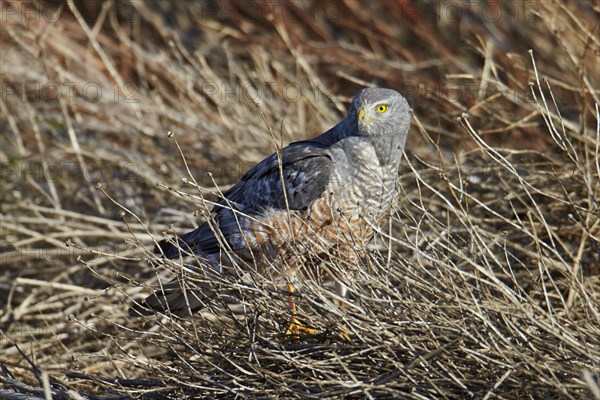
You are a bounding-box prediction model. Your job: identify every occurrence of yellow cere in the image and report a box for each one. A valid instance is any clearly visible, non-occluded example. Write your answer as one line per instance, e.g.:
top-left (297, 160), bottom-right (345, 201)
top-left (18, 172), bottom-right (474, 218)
top-left (376, 104), bottom-right (388, 113)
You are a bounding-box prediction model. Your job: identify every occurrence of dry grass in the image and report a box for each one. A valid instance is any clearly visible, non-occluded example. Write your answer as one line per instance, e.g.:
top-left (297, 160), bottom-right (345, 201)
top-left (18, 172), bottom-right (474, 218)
top-left (1, 1), bottom-right (599, 398)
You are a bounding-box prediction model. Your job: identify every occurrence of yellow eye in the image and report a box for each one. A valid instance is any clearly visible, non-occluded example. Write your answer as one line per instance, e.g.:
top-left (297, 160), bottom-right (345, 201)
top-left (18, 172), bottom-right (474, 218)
top-left (376, 104), bottom-right (388, 113)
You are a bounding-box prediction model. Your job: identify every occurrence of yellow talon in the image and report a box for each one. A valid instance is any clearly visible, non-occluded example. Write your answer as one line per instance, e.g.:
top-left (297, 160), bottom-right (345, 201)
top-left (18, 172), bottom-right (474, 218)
top-left (339, 326), bottom-right (351, 341)
top-left (283, 283), bottom-right (350, 341)
top-left (285, 317), bottom-right (316, 340)
top-left (285, 283), bottom-right (315, 341)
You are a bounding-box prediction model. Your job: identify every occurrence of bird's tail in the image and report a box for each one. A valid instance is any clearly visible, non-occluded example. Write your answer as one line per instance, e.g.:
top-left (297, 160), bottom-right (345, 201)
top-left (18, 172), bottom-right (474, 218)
top-left (128, 278), bottom-right (218, 317)
top-left (153, 237), bottom-right (192, 260)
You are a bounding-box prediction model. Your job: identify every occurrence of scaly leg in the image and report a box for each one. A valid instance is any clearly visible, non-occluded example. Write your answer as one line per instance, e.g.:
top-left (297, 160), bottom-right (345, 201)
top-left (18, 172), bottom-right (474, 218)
top-left (285, 283), bottom-right (315, 340)
top-left (336, 281), bottom-right (351, 341)
top-left (338, 298), bottom-right (351, 341)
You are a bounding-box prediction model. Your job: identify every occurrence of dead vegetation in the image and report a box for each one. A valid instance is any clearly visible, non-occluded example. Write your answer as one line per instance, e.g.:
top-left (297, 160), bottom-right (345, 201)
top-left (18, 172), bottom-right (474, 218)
top-left (1, 1), bottom-right (599, 398)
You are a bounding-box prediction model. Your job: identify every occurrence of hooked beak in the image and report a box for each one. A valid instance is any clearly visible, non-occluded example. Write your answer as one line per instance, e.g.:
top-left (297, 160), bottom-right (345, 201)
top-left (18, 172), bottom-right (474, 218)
top-left (358, 107), bottom-right (374, 125)
top-left (358, 107), bottom-right (365, 121)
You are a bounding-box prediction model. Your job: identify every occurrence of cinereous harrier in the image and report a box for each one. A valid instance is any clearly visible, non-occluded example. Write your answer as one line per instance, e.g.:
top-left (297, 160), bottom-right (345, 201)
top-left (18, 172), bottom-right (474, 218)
top-left (130, 88), bottom-right (412, 338)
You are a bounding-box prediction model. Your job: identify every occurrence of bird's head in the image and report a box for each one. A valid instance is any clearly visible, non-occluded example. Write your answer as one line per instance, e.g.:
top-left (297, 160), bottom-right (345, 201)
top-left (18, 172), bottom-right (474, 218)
top-left (349, 88), bottom-right (412, 138)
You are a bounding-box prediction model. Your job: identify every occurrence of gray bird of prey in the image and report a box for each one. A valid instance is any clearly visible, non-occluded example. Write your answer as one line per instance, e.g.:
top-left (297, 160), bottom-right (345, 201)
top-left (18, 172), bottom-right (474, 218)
top-left (130, 88), bottom-right (412, 338)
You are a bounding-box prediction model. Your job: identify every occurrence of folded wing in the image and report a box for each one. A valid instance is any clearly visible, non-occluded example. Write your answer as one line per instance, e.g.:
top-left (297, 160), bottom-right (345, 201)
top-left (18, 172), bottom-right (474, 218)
top-left (156, 141), bottom-right (336, 259)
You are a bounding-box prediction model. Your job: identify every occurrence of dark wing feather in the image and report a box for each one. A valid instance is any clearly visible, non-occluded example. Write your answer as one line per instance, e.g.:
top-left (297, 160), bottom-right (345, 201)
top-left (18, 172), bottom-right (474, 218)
top-left (223, 141), bottom-right (333, 210)
top-left (157, 142), bottom-right (334, 258)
